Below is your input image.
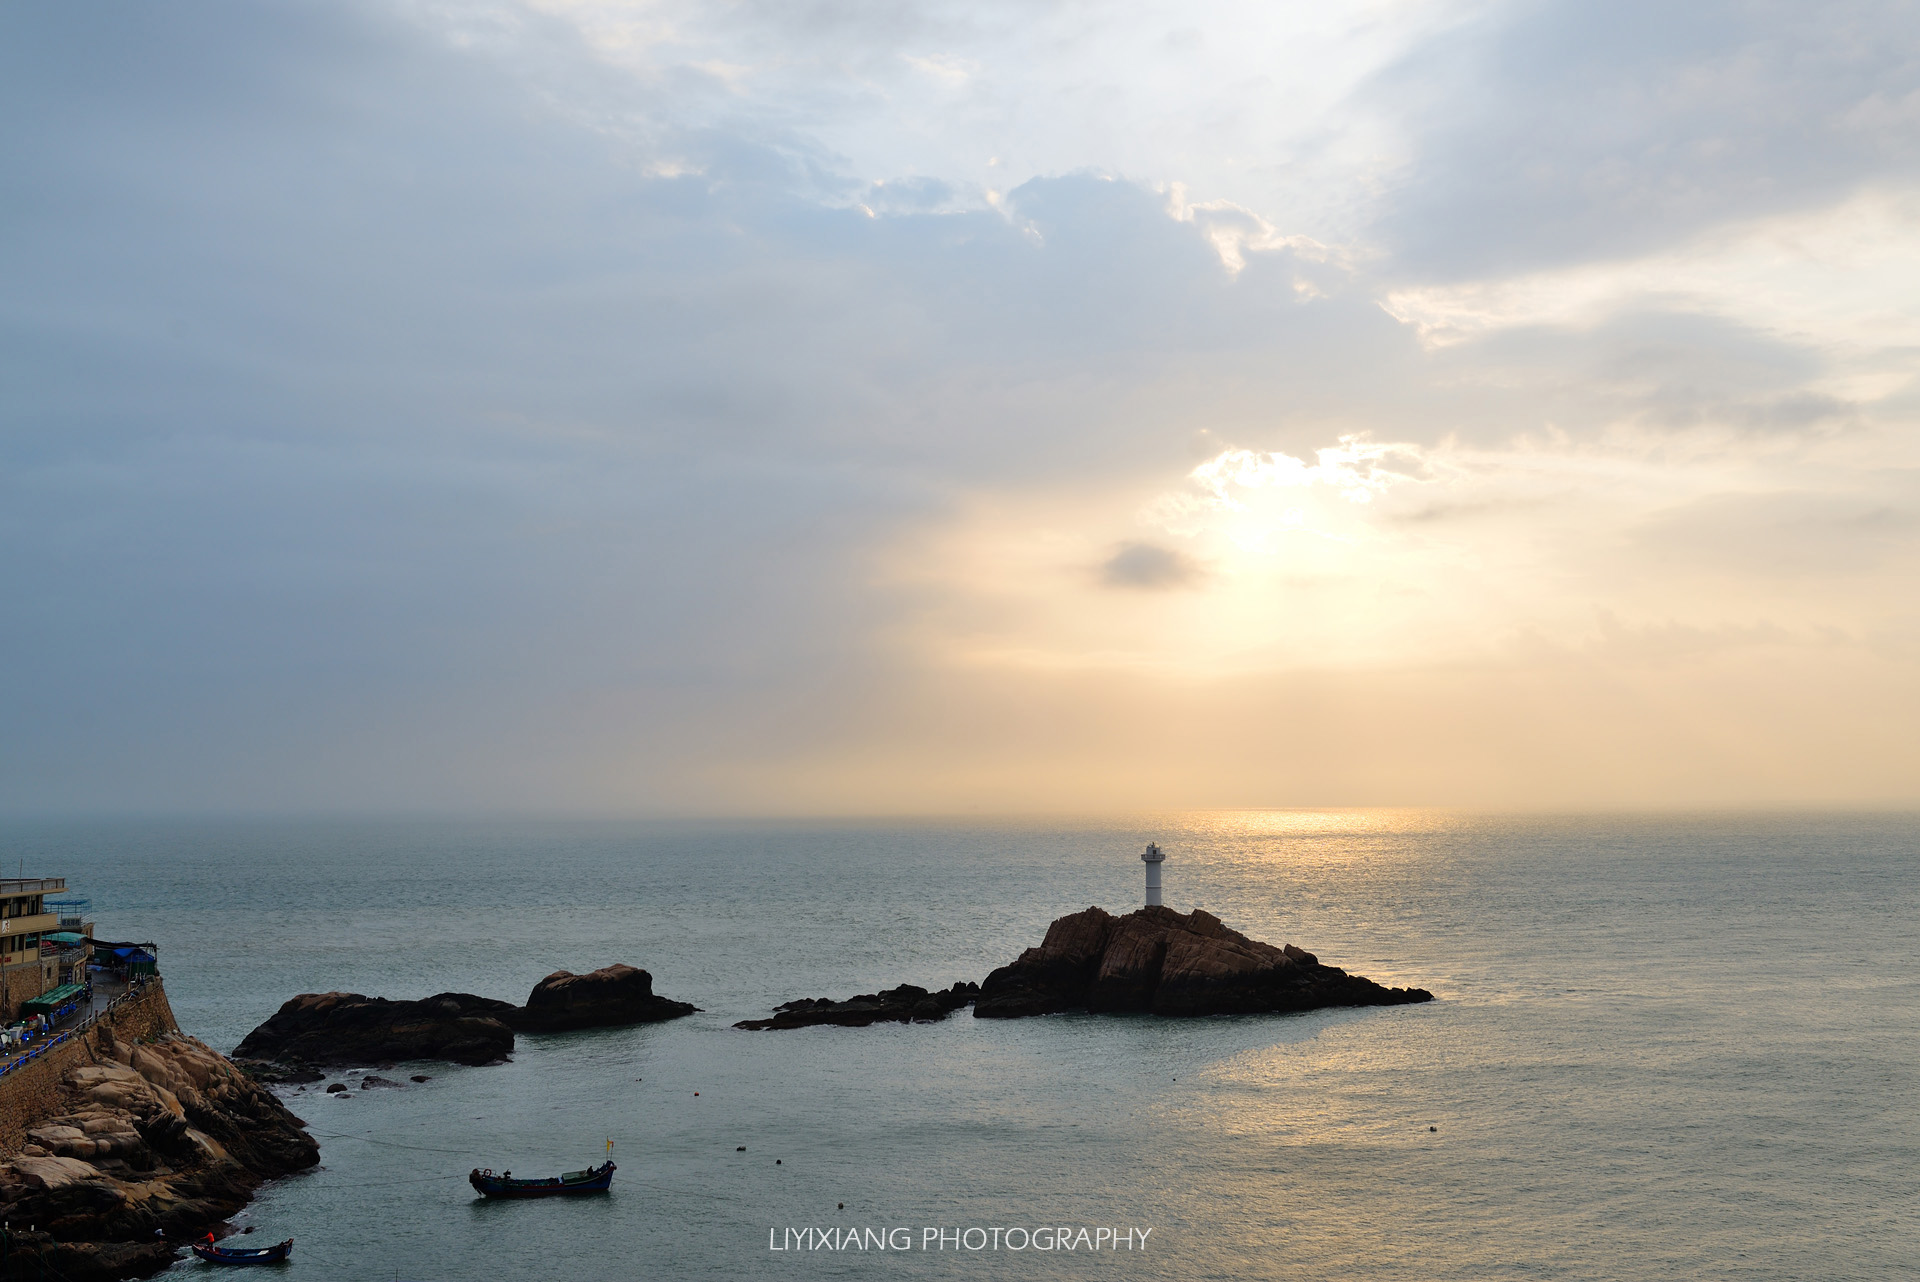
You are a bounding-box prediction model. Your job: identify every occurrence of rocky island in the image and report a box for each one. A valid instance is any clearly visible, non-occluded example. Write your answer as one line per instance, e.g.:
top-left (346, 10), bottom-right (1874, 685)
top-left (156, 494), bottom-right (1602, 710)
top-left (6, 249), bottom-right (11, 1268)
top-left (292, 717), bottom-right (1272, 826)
top-left (0, 984), bottom-right (318, 1282)
top-left (741, 906), bottom-right (1432, 1028)
top-left (235, 964), bottom-right (697, 1073)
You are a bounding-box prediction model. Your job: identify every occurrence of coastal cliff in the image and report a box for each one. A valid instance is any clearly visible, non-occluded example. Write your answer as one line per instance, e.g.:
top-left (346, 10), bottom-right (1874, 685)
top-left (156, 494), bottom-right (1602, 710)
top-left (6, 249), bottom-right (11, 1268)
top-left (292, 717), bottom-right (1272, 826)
top-left (975, 905), bottom-right (1434, 1017)
top-left (0, 982), bottom-right (319, 1282)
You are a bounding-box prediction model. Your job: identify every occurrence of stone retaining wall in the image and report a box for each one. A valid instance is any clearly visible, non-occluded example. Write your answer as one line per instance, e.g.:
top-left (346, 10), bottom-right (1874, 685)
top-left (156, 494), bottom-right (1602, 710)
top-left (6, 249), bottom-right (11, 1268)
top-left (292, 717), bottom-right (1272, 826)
top-left (0, 980), bottom-right (180, 1154)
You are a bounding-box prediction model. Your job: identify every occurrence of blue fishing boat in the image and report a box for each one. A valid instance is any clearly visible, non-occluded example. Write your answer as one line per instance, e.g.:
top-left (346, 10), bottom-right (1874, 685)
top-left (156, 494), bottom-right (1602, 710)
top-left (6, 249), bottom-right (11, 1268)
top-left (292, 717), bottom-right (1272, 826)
top-left (469, 1160), bottom-right (616, 1198)
top-left (190, 1238), bottom-right (293, 1265)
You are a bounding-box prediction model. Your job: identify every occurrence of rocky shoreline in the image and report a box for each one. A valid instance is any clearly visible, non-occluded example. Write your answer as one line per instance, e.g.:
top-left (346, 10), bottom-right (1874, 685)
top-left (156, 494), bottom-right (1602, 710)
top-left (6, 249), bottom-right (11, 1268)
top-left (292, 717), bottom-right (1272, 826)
top-left (0, 964), bottom-right (702, 1280)
top-left (0, 986), bottom-right (318, 1282)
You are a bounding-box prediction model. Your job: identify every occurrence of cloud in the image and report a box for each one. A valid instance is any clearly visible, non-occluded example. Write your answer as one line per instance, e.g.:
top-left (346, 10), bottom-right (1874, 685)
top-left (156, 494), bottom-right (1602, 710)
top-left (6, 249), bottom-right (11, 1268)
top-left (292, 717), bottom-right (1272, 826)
top-left (2, 1), bottom-right (1918, 812)
top-left (1629, 490), bottom-right (1920, 577)
top-left (1365, 0), bottom-right (1920, 279)
top-left (513, 0), bottom-right (1457, 236)
top-left (1099, 542), bottom-right (1203, 589)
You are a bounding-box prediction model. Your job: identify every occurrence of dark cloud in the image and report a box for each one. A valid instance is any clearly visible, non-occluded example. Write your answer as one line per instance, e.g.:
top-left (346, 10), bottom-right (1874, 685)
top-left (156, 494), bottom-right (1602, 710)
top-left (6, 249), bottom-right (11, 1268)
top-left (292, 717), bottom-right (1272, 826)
top-left (1100, 542), bottom-right (1202, 589)
top-left (1426, 308), bottom-right (1860, 441)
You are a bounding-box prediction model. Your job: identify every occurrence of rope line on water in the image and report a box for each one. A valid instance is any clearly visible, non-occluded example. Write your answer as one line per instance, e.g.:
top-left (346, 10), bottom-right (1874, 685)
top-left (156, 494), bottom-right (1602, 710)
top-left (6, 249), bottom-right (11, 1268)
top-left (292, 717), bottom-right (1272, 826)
top-left (316, 1172), bottom-right (476, 1190)
top-left (309, 1131), bottom-right (487, 1156)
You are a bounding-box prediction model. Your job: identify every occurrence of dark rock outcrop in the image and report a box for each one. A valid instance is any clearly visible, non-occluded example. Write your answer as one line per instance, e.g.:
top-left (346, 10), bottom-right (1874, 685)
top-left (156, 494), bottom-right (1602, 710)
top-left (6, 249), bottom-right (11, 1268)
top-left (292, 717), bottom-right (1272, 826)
top-left (735, 982), bottom-right (979, 1031)
top-left (234, 966), bottom-right (699, 1072)
top-left (0, 1025), bottom-right (319, 1282)
top-left (506, 964), bottom-right (699, 1033)
top-left (233, 992), bottom-right (518, 1069)
top-left (973, 905), bottom-right (1433, 1018)
top-left (232, 1058), bottom-right (322, 1085)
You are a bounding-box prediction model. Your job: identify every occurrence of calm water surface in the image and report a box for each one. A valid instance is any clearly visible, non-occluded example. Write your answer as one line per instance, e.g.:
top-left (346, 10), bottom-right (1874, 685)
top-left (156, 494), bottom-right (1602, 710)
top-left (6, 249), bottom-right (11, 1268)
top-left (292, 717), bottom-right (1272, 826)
top-left (4, 812), bottom-right (1914, 1280)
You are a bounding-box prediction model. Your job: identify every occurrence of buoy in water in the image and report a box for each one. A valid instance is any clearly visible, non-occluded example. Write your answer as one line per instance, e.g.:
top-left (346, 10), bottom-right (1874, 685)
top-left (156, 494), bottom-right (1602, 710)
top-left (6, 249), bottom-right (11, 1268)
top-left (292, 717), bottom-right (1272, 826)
top-left (775, 1159), bottom-right (781, 1165)
top-left (838, 1203), bottom-right (844, 1210)
top-left (736, 1146), bottom-right (746, 1152)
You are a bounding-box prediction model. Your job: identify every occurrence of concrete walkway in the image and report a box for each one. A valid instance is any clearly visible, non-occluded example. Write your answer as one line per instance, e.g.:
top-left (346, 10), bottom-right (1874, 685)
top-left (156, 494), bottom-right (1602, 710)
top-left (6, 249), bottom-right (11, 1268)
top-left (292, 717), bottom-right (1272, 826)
top-left (76, 973), bottom-right (128, 1024)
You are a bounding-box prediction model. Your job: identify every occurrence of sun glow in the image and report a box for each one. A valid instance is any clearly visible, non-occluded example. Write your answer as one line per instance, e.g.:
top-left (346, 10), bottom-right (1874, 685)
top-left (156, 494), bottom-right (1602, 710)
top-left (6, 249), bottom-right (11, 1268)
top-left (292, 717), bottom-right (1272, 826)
top-left (1144, 436), bottom-right (1438, 568)
top-left (886, 426), bottom-right (1914, 685)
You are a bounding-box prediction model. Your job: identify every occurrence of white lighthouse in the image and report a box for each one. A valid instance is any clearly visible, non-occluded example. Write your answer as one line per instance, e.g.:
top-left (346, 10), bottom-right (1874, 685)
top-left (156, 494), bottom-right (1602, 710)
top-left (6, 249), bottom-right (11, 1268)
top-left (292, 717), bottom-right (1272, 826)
top-left (1142, 841), bottom-right (1166, 907)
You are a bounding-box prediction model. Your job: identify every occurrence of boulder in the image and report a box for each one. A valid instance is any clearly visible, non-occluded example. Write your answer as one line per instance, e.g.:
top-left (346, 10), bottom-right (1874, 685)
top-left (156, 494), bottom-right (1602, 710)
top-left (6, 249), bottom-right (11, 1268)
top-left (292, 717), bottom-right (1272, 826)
top-left (506, 964), bottom-right (699, 1033)
top-left (973, 905), bottom-right (1433, 1018)
top-left (735, 982), bottom-right (979, 1031)
top-left (233, 992), bottom-right (517, 1069)
top-left (11, 1155), bottom-right (104, 1191)
top-left (235, 966), bottom-right (700, 1072)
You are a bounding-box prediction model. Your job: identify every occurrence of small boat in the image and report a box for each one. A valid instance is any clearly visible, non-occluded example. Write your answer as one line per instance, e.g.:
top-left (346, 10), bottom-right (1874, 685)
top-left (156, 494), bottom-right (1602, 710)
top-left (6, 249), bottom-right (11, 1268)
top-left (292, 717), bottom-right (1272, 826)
top-left (190, 1238), bottom-right (293, 1265)
top-left (469, 1160), bottom-right (616, 1198)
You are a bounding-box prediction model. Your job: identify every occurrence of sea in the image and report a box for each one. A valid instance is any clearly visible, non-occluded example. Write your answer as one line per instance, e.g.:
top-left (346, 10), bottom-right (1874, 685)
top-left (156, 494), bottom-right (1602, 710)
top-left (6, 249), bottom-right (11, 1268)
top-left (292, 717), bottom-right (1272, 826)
top-left (3, 811), bottom-right (1915, 1281)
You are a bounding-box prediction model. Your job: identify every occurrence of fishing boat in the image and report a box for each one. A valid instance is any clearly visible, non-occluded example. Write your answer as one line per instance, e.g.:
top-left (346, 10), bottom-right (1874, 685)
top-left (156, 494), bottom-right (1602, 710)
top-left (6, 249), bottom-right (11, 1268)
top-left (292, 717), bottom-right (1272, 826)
top-left (189, 1238), bottom-right (293, 1265)
top-left (469, 1160), bottom-right (616, 1198)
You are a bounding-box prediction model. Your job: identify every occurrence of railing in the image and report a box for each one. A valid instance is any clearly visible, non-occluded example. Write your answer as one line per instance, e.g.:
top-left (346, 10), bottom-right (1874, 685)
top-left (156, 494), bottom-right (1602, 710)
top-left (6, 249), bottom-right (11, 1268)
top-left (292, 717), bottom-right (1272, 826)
top-left (0, 975), bottom-right (156, 1079)
top-left (0, 879), bottom-right (66, 895)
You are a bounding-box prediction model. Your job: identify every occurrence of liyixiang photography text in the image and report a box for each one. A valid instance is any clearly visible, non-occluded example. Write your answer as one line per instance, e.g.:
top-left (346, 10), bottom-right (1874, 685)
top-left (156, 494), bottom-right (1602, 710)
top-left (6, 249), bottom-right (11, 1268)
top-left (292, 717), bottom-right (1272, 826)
top-left (769, 1227), bottom-right (1156, 1253)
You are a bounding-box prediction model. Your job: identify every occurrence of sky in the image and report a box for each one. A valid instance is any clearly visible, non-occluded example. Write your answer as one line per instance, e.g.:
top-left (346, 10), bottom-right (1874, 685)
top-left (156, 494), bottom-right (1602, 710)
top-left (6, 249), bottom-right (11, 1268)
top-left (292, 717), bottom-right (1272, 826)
top-left (4, 0), bottom-right (1919, 815)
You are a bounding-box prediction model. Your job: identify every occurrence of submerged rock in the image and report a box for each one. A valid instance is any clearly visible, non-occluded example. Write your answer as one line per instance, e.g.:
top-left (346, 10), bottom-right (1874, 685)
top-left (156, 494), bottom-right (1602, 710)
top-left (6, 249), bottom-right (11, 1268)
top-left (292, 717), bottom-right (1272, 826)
top-left (973, 905), bottom-right (1433, 1018)
top-left (507, 964), bottom-right (700, 1033)
top-left (735, 982), bottom-right (980, 1031)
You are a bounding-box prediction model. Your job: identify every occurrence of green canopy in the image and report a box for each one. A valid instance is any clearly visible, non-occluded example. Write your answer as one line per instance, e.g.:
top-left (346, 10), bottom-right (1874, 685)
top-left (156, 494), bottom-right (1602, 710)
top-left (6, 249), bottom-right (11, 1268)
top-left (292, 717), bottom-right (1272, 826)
top-left (44, 932), bottom-right (88, 946)
top-left (21, 983), bottom-right (87, 1015)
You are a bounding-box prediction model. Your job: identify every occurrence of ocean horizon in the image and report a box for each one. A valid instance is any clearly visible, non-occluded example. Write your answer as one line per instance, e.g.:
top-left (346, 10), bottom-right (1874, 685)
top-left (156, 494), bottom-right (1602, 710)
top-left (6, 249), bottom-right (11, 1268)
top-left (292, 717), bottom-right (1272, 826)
top-left (3, 810), bottom-right (1912, 1279)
